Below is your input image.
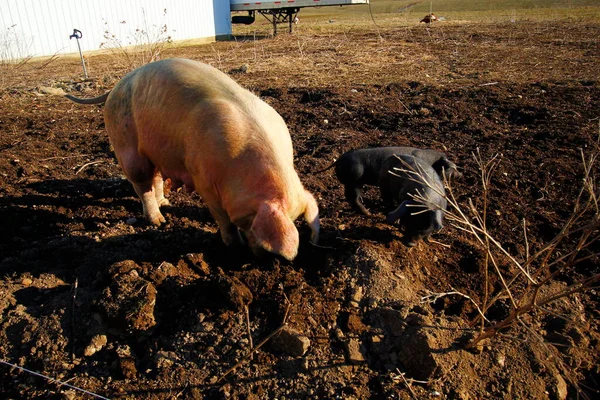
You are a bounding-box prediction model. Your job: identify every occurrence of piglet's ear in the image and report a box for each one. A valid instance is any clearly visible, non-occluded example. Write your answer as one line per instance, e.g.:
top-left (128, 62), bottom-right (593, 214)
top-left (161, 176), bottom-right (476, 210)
top-left (386, 201), bottom-right (410, 224)
top-left (250, 202), bottom-right (299, 261)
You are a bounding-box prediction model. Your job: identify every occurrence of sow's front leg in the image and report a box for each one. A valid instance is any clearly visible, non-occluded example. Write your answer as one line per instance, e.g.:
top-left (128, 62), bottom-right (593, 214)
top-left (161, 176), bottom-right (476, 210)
top-left (210, 204), bottom-right (244, 247)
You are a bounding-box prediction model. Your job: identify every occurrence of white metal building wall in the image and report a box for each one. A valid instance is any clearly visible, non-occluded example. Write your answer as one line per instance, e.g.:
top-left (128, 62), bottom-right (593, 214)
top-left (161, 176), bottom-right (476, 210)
top-left (0, 0), bottom-right (232, 60)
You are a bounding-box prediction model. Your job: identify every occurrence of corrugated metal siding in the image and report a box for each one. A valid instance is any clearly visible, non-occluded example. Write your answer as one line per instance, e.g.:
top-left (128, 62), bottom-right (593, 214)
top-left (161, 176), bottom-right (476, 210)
top-left (0, 0), bottom-right (232, 60)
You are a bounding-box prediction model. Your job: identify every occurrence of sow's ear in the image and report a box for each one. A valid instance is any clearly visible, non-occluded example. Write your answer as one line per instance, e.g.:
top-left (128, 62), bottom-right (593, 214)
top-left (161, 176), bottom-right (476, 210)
top-left (250, 203), bottom-right (300, 261)
top-left (386, 200), bottom-right (410, 224)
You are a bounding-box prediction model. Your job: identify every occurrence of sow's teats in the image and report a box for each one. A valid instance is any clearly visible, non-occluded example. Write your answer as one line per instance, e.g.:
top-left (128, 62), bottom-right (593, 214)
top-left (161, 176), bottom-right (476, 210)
top-left (379, 154), bottom-right (448, 246)
top-left (331, 146), bottom-right (459, 216)
top-left (67, 58), bottom-right (319, 261)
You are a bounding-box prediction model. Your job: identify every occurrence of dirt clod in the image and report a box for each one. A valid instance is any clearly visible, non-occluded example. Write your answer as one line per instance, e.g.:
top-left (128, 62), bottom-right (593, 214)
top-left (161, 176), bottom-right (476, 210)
top-left (271, 327), bottom-right (311, 357)
top-left (98, 266), bottom-right (157, 334)
top-left (216, 268), bottom-right (253, 311)
top-left (344, 338), bottom-right (366, 364)
top-left (83, 334), bottom-right (108, 357)
top-left (115, 345), bottom-right (137, 380)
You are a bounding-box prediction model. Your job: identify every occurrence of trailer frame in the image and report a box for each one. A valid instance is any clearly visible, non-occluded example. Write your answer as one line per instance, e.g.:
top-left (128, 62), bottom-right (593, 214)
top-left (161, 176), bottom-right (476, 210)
top-left (230, 0), bottom-right (369, 35)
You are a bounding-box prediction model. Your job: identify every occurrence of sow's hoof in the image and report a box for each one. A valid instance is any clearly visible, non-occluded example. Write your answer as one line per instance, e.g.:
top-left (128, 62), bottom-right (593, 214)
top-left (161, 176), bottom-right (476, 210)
top-left (146, 211), bottom-right (166, 226)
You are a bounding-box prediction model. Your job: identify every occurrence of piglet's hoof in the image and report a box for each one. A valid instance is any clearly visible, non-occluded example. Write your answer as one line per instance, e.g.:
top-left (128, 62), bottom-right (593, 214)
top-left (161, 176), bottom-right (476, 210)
top-left (403, 238), bottom-right (418, 247)
top-left (353, 206), bottom-right (371, 216)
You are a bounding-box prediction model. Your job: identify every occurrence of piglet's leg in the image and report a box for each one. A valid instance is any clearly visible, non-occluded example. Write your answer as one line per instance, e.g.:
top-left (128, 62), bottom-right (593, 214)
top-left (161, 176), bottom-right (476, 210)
top-left (380, 189), bottom-right (395, 212)
top-left (153, 172), bottom-right (171, 207)
top-left (386, 201), bottom-right (409, 224)
top-left (345, 185), bottom-right (370, 216)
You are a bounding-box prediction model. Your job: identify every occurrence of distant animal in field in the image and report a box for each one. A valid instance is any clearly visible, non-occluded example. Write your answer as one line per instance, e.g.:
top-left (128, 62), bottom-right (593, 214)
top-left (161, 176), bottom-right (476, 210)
top-left (379, 154), bottom-right (447, 246)
top-left (65, 58), bottom-right (319, 261)
top-left (316, 146), bottom-right (459, 215)
top-left (420, 14), bottom-right (437, 24)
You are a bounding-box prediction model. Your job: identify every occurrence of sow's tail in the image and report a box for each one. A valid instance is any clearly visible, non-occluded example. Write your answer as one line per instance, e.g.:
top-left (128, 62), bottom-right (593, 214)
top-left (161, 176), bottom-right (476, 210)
top-left (64, 92), bottom-right (110, 105)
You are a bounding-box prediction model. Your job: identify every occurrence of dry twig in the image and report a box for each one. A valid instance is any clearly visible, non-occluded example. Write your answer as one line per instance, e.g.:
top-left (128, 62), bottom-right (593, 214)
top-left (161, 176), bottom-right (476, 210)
top-left (74, 160), bottom-right (103, 175)
top-left (403, 144), bottom-right (600, 352)
top-left (216, 288), bottom-right (292, 383)
top-left (393, 369), bottom-right (419, 399)
top-left (41, 154), bottom-right (90, 161)
top-left (421, 288), bottom-right (489, 324)
top-left (245, 305), bottom-right (253, 353)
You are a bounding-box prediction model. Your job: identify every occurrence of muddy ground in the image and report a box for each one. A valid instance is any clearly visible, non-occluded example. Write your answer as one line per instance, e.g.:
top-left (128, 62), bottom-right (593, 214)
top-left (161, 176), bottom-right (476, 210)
top-left (1, 20), bottom-right (599, 399)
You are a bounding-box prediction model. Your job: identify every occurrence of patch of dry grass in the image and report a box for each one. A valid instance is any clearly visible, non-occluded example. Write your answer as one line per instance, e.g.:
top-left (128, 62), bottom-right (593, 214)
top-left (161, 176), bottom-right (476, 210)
top-left (1, 16), bottom-right (598, 95)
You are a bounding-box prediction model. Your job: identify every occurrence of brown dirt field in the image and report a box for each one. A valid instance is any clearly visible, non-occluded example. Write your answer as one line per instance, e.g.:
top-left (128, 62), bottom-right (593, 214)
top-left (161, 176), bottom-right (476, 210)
top-left (1, 20), bottom-right (599, 399)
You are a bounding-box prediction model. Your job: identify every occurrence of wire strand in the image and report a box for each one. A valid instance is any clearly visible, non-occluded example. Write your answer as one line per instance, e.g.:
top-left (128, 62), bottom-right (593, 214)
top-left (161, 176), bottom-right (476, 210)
top-left (0, 360), bottom-right (111, 400)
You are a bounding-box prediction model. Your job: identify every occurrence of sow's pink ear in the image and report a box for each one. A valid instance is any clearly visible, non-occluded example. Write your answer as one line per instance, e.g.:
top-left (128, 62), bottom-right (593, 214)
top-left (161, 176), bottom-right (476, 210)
top-left (250, 203), bottom-right (299, 261)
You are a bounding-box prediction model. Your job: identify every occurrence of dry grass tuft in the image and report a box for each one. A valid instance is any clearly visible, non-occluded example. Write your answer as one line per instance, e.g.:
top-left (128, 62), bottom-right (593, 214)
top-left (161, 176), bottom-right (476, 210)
top-left (98, 9), bottom-right (173, 70)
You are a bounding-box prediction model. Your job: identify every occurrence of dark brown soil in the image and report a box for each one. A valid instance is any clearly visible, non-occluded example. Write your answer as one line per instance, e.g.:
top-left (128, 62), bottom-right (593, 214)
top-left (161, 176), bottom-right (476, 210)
top-left (1, 21), bottom-right (599, 399)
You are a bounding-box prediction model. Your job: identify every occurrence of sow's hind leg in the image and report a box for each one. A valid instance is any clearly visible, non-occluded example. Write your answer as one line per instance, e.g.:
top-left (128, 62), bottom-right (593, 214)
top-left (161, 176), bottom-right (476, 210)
top-left (106, 105), bottom-right (168, 226)
top-left (153, 172), bottom-right (171, 207)
top-left (120, 150), bottom-right (166, 226)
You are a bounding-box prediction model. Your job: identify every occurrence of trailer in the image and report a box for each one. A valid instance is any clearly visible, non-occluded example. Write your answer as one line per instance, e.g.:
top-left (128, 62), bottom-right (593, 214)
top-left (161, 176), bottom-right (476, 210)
top-left (230, 0), bottom-right (369, 35)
